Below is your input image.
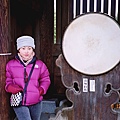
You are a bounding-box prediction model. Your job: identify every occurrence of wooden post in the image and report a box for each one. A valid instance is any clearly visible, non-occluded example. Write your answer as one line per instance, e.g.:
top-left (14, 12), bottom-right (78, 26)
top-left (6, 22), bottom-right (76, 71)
top-left (0, 0), bottom-right (13, 119)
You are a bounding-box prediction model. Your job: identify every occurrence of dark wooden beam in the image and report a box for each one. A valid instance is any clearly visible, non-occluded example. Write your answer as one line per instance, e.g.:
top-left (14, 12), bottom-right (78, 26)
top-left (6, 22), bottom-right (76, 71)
top-left (0, 0), bottom-right (14, 119)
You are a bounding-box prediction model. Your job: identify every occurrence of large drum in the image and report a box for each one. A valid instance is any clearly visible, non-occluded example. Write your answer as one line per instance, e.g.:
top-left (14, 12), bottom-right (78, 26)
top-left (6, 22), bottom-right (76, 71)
top-left (62, 13), bottom-right (120, 75)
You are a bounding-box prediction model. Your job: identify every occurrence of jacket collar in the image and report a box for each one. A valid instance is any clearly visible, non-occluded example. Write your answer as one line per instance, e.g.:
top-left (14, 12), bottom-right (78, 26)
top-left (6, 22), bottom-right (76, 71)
top-left (15, 54), bottom-right (36, 66)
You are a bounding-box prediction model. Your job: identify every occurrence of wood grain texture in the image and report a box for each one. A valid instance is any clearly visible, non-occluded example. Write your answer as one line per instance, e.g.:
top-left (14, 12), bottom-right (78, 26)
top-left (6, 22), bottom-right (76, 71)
top-left (0, 0), bottom-right (14, 120)
top-left (56, 54), bottom-right (120, 120)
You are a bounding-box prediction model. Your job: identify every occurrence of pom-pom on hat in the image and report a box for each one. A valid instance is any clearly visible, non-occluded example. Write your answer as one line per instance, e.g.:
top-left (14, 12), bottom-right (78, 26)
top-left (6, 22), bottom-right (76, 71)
top-left (17, 36), bottom-right (35, 50)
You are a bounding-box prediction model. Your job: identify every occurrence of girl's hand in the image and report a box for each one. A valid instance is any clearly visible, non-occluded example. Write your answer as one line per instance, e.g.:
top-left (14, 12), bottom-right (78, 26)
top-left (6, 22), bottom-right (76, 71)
top-left (38, 87), bottom-right (44, 95)
top-left (7, 84), bottom-right (23, 94)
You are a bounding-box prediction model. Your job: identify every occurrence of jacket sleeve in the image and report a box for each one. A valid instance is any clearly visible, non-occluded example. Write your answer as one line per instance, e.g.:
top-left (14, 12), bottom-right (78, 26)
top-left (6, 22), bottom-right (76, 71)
top-left (5, 62), bottom-right (13, 91)
top-left (7, 84), bottom-right (23, 94)
top-left (5, 62), bottom-right (22, 94)
top-left (39, 63), bottom-right (51, 95)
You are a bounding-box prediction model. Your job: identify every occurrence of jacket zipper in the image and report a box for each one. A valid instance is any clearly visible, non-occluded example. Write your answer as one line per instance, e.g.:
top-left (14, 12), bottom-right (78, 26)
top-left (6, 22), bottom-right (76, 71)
top-left (23, 66), bottom-right (27, 105)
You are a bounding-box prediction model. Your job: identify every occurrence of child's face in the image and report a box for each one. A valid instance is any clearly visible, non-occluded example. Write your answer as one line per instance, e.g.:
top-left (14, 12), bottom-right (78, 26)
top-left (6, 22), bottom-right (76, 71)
top-left (19, 46), bottom-right (34, 61)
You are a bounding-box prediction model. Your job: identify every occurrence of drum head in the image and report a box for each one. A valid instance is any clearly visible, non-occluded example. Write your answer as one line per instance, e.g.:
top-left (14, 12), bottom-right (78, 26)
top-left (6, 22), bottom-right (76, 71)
top-left (62, 13), bottom-right (120, 75)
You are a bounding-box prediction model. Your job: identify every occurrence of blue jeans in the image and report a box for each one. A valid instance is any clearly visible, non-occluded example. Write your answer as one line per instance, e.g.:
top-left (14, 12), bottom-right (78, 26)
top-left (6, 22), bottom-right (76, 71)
top-left (13, 102), bottom-right (42, 120)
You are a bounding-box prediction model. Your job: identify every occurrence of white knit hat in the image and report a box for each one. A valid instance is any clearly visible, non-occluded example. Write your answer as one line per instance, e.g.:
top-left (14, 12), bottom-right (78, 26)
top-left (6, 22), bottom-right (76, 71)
top-left (17, 36), bottom-right (35, 50)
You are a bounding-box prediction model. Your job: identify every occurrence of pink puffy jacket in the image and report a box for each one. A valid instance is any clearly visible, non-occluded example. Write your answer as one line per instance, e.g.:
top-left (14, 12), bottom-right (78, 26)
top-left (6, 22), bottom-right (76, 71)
top-left (5, 55), bottom-right (51, 106)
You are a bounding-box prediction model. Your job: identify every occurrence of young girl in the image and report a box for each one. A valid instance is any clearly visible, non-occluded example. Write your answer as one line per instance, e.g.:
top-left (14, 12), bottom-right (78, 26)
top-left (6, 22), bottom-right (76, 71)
top-left (5, 36), bottom-right (51, 120)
